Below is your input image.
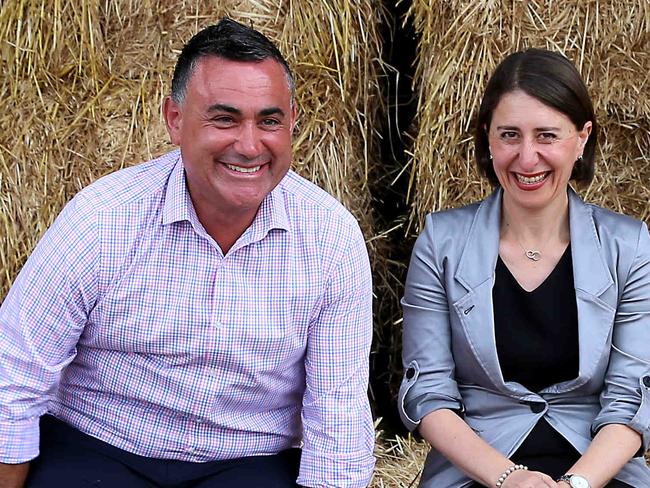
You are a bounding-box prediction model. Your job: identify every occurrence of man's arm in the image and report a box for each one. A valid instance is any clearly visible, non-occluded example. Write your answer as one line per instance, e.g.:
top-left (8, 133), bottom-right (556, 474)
top-left (0, 193), bottom-right (99, 465)
top-left (0, 463), bottom-right (29, 488)
top-left (297, 221), bottom-right (375, 488)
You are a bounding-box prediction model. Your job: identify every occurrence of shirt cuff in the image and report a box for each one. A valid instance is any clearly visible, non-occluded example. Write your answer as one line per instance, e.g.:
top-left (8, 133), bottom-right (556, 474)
top-left (0, 417), bottom-right (40, 463)
top-left (297, 448), bottom-right (376, 488)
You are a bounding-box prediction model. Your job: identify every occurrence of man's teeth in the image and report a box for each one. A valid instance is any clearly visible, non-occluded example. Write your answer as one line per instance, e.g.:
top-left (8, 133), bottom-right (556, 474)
top-left (516, 172), bottom-right (547, 184)
top-left (226, 164), bottom-right (261, 173)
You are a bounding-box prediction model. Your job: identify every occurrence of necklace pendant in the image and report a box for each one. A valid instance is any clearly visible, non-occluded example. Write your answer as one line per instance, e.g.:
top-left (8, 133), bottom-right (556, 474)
top-left (525, 250), bottom-right (541, 261)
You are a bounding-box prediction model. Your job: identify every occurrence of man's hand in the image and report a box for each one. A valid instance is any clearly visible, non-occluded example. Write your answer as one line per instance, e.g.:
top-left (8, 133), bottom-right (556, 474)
top-left (0, 462), bottom-right (29, 488)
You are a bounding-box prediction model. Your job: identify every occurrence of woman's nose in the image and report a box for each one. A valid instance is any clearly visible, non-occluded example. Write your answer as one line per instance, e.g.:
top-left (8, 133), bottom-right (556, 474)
top-left (517, 140), bottom-right (541, 172)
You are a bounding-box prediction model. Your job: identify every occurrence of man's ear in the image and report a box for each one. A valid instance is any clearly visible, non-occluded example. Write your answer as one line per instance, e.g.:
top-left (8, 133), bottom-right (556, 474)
top-left (163, 96), bottom-right (183, 146)
top-left (289, 102), bottom-right (297, 134)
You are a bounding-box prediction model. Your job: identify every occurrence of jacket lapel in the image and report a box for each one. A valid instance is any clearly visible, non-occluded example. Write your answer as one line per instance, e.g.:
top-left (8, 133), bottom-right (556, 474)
top-left (545, 189), bottom-right (615, 393)
top-left (453, 190), bottom-right (508, 390)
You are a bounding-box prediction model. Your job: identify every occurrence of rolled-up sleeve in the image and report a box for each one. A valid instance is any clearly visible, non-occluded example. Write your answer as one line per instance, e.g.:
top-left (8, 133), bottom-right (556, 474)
top-left (298, 222), bottom-right (375, 487)
top-left (399, 214), bottom-right (462, 432)
top-left (592, 222), bottom-right (650, 453)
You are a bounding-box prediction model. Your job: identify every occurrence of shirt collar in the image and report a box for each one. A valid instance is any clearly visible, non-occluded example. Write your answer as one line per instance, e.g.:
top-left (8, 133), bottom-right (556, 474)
top-left (243, 179), bottom-right (291, 244)
top-left (162, 154), bottom-right (194, 226)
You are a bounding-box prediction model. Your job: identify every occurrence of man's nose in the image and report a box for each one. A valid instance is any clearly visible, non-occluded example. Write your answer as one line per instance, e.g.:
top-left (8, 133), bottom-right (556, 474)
top-left (233, 122), bottom-right (263, 159)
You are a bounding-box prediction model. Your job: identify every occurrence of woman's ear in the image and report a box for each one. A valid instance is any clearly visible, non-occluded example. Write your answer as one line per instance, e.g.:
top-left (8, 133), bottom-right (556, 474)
top-left (577, 120), bottom-right (593, 155)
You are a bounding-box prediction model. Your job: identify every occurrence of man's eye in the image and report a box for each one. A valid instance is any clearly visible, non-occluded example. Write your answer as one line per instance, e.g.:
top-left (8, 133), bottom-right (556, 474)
top-left (261, 118), bottom-right (280, 127)
top-left (213, 116), bottom-right (235, 126)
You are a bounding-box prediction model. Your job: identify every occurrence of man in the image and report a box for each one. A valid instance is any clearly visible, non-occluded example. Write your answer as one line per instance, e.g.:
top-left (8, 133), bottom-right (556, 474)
top-left (0, 18), bottom-right (375, 488)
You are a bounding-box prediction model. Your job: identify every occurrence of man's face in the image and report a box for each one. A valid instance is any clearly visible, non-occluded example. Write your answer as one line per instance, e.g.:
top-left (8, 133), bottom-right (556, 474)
top-left (164, 56), bottom-right (296, 220)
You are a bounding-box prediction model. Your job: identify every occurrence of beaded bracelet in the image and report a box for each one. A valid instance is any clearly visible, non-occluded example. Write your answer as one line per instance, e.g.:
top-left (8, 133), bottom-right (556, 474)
top-left (495, 464), bottom-right (528, 487)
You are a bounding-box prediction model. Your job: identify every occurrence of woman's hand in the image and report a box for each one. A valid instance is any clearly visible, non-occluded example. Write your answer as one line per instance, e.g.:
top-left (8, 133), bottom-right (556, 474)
top-left (502, 469), bottom-right (558, 487)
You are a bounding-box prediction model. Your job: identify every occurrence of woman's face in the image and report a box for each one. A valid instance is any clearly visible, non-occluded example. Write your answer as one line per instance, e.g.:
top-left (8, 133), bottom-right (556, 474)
top-left (487, 90), bottom-right (591, 213)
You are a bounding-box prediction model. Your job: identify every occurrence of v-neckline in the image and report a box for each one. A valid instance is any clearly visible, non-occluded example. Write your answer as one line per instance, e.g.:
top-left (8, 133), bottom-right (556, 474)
top-left (497, 244), bottom-right (571, 294)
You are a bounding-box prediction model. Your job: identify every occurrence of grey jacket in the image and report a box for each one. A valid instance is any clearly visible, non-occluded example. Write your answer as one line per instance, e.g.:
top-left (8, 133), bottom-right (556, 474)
top-left (399, 189), bottom-right (650, 487)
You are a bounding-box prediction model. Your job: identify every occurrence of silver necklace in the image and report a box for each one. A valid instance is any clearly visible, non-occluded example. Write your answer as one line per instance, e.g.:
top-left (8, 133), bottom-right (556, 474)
top-left (522, 248), bottom-right (542, 261)
top-left (513, 234), bottom-right (547, 262)
top-left (508, 227), bottom-right (547, 262)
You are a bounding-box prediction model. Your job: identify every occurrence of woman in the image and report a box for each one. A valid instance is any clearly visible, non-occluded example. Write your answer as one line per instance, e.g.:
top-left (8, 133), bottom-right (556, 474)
top-left (399, 48), bottom-right (650, 488)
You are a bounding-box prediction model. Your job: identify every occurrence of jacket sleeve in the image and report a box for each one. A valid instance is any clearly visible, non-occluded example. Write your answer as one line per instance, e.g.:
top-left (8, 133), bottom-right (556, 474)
top-left (399, 214), bottom-right (463, 432)
top-left (592, 221), bottom-right (650, 453)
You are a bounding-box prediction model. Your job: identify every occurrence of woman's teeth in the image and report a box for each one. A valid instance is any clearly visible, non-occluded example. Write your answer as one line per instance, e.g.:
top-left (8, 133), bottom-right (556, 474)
top-left (226, 164), bottom-right (261, 173)
top-left (516, 172), bottom-right (547, 184)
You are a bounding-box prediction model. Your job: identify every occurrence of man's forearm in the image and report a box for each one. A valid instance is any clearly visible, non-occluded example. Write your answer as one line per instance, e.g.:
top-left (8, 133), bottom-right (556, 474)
top-left (0, 462), bottom-right (29, 488)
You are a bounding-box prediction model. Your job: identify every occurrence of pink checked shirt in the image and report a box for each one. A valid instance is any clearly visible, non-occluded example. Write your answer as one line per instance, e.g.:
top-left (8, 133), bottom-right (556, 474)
top-left (0, 150), bottom-right (375, 487)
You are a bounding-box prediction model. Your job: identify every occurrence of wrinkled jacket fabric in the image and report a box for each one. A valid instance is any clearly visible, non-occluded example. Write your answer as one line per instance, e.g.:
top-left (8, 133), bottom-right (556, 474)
top-left (399, 189), bottom-right (650, 487)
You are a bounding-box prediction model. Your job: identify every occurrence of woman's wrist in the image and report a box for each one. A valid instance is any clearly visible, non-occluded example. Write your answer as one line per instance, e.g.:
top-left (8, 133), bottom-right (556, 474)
top-left (495, 464), bottom-right (528, 487)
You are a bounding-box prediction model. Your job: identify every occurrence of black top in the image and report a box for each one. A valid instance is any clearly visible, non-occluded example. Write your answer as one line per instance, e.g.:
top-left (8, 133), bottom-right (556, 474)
top-left (494, 245), bottom-right (579, 391)
top-left (494, 246), bottom-right (581, 475)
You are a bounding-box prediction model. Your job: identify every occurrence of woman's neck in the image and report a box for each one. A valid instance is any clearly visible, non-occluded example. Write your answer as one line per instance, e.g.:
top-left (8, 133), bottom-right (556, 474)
top-left (500, 190), bottom-right (570, 246)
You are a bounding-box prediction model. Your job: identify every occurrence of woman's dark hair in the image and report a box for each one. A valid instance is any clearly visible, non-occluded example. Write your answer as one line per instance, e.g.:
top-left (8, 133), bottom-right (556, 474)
top-left (475, 48), bottom-right (597, 186)
top-left (171, 17), bottom-right (295, 105)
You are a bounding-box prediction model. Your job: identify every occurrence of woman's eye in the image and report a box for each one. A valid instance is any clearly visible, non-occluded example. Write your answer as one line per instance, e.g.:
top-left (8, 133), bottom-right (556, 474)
top-left (499, 131), bottom-right (518, 139)
top-left (538, 132), bottom-right (557, 142)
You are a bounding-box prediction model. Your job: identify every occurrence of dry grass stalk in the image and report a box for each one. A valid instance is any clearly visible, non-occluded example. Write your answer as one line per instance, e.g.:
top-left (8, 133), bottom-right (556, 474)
top-left (405, 0), bottom-right (650, 234)
top-left (371, 430), bottom-right (428, 488)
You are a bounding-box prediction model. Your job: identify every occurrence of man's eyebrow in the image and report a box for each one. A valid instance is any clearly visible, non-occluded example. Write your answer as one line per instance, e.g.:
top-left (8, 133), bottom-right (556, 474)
top-left (206, 104), bottom-right (285, 118)
top-left (259, 107), bottom-right (285, 117)
top-left (207, 103), bottom-right (240, 114)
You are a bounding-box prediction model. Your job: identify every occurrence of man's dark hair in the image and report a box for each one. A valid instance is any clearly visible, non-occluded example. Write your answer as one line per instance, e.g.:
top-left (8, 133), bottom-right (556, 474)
top-left (475, 48), bottom-right (597, 186)
top-left (171, 17), bottom-right (295, 105)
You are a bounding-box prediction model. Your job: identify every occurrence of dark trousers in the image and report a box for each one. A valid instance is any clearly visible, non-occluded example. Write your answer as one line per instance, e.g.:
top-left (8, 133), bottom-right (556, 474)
top-left (26, 415), bottom-right (301, 488)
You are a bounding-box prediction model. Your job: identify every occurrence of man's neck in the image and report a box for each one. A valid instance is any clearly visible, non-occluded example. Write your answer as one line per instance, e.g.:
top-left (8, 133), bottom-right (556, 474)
top-left (195, 204), bottom-right (259, 255)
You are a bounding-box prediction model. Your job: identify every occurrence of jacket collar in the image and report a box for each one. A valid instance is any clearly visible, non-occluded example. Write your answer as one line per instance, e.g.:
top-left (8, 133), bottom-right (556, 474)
top-left (455, 187), bottom-right (613, 298)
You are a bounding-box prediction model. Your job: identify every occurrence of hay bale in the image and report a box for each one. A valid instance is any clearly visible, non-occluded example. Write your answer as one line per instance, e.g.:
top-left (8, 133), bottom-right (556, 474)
top-left (405, 0), bottom-right (650, 232)
top-left (371, 432), bottom-right (428, 487)
top-left (0, 1), bottom-right (387, 301)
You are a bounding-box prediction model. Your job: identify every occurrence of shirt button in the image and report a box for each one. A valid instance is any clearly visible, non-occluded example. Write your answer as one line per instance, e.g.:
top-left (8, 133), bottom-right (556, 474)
top-left (185, 446), bottom-right (195, 453)
top-left (642, 375), bottom-right (650, 388)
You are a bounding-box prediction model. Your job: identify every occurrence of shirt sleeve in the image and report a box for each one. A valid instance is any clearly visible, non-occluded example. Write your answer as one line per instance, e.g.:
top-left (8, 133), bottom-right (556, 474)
top-left (0, 194), bottom-right (99, 463)
top-left (592, 221), bottom-right (650, 454)
top-left (398, 214), bottom-right (463, 432)
top-left (297, 221), bottom-right (375, 488)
